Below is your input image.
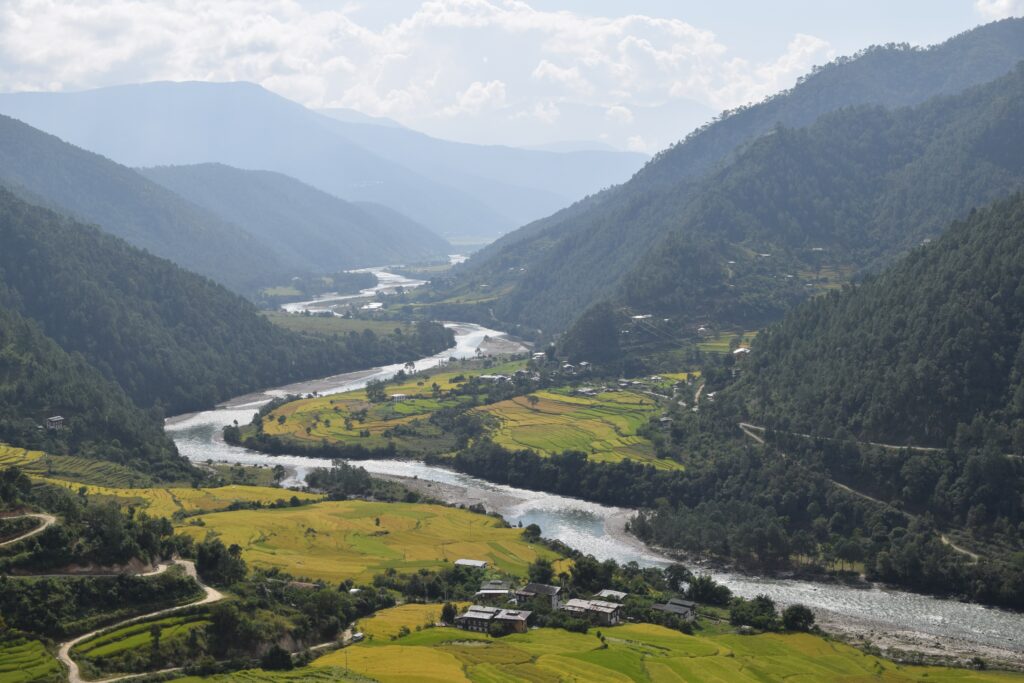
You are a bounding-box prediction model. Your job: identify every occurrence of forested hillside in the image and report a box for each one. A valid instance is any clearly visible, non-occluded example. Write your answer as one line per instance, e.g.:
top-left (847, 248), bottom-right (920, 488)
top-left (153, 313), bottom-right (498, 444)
top-left (631, 194), bottom-right (1024, 609)
top-left (437, 18), bottom-right (1024, 336)
top-left (0, 292), bottom-right (189, 480)
top-left (0, 115), bottom-right (288, 293)
top-left (0, 188), bottom-right (454, 415)
top-left (140, 164), bottom-right (450, 271)
top-left (739, 192), bottom-right (1024, 451)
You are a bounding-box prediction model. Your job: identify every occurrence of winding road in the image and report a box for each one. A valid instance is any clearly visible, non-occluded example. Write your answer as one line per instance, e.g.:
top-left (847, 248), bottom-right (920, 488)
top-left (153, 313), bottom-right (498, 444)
top-left (57, 559), bottom-right (223, 683)
top-left (0, 512), bottom-right (56, 547)
top-left (739, 422), bottom-right (982, 562)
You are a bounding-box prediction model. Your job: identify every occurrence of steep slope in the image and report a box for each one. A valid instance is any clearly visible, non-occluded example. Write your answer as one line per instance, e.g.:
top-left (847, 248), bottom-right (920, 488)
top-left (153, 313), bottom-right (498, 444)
top-left (0, 290), bottom-right (190, 480)
top-left (139, 164), bottom-right (450, 271)
top-left (443, 18), bottom-right (1024, 335)
top-left (739, 192), bottom-right (1024, 451)
top-left (0, 188), bottom-right (454, 415)
top-left (0, 115), bottom-right (288, 293)
top-left (0, 82), bottom-right (645, 240)
top-left (615, 64), bottom-right (1024, 329)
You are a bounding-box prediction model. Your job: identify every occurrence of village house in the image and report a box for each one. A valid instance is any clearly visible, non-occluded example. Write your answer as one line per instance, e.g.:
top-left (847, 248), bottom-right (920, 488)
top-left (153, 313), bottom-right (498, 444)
top-left (561, 598), bottom-right (623, 626)
top-left (454, 558), bottom-right (489, 569)
top-left (514, 582), bottom-right (561, 609)
top-left (45, 416), bottom-right (64, 431)
top-left (454, 605), bottom-right (532, 634)
top-left (652, 597), bottom-right (697, 621)
top-left (595, 589), bottom-right (628, 602)
top-left (391, 393), bottom-right (409, 402)
top-left (474, 579), bottom-right (513, 603)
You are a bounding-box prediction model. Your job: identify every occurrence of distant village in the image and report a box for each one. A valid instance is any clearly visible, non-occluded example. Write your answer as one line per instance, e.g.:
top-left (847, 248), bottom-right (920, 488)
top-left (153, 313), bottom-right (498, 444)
top-left (449, 559), bottom-right (696, 635)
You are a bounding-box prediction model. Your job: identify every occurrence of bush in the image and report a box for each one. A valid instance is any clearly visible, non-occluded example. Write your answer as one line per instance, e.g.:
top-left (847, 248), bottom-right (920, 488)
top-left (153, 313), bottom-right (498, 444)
top-left (260, 645), bottom-right (293, 671)
top-left (782, 604), bottom-right (815, 632)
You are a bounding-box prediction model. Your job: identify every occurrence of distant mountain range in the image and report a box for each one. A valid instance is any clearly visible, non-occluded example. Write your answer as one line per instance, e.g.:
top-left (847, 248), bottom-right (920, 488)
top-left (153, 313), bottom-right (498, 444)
top-left (0, 82), bottom-right (647, 241)
top-left (436, 18), bottom-right (1024, 338)
top-left (139, 163), bottom-right (450, 274)
top-left (0, 114), bottom-right (452, 293)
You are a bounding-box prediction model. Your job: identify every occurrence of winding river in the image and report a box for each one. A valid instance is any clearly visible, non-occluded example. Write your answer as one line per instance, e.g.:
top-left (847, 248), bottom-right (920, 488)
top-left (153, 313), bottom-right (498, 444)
top-left (166, 267), bottom-right (1024, 664)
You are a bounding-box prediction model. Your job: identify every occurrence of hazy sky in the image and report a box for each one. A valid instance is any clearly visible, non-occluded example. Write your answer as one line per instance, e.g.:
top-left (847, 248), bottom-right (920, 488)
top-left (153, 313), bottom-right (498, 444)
top-left (0, 1), bottom-right (1019, 151)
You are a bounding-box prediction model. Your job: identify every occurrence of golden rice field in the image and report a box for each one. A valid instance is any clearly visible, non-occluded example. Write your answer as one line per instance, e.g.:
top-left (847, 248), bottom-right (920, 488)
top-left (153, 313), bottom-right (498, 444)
top-left (175, 500), bottom-right (562, 583)
top-left (355, 603), bottom-right (469, 641)
top-left (36, 479), bottom-right (319, 519)
top-left (258, 361), bottom-right (526, 454)
top-left (308, 622), bottom-right (1024, 683)
top-left (0, 444), bottom-right (44, 468)
top-left (0, 632), bottom-right (60, 683)
top-left (475, 388), bottom-right (682, 470)
top-left (177, 667), bottom-right (366, 682)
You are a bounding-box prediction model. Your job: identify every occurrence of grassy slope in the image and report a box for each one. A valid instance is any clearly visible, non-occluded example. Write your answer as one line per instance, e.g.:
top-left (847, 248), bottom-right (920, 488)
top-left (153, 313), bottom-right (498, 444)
top-left (72, 613), bottom-right (210, 661)
top-left (175, 500), bottom-right (562, 583)
top-left (308, 619), bottom-right (1024, 683)
top-left (473, 388), bottom-right (677, 470)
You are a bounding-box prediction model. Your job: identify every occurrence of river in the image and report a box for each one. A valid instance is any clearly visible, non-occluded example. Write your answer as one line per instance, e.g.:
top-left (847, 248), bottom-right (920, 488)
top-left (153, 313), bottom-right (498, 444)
top-left (166, 267), bottom-right (1024, 665)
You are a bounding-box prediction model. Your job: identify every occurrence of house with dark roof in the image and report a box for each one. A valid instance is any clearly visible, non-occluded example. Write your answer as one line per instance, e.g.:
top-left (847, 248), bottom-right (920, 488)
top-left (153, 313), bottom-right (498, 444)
top-left (514, 582), bottom-right (562, 609)
top-left (652, 597), bottom-right (697, 621)
top-left (454, 605), bottom-right (532, 633)
top-left (561, 598), bottom-right (623, 626)
top-left (474, 579), bottom-right (513, 603)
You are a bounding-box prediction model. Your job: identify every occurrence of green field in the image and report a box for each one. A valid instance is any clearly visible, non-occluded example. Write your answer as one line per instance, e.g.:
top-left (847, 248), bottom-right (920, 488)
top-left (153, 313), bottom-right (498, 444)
top-left (259, 361), bottom-right (526, 455)
top-left (475, 388), bottom-right (680, 470)
top-left (72, 613), bottom-right (210, 662)
top-left (306, 621), bottom-right (1024, 683)
top-left (175, 500), bottom-right (562, 582)
top-left (263, 311), bottom-right (417, 337)
top-left (697, 330), bottom-right (758, 354)
top-left (0, 632), bottom-right (61, 683)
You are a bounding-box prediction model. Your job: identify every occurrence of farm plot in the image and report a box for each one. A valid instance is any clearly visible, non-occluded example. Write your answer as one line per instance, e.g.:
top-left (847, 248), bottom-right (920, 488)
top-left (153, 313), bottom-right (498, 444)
top-left (72, 613), bottom-right (210, 665)
top-left (175, 500), bottom-right (562, 583)
top-left (0, 632), bottom-right (61, 683)
top-left (475, 389), bottom-right (681, 470)
top-left (308, 621), bottom-right (1024, 683)
top-left (259, 361), bottom-right (526, 455)
top-left (35, 480), bottom-right (319, 520)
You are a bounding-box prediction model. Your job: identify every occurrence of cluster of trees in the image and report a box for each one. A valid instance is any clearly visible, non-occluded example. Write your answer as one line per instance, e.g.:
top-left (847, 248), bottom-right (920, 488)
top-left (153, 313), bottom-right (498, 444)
top-left (305, 461), bottom-right (420, 503)
top-left (444, 440), bottom-right (686, 509)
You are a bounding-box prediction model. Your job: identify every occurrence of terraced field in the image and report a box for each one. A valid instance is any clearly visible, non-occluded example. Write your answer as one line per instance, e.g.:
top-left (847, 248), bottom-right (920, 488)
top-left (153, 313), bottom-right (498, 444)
top-left (308, 622), bottom-right (1024, 683)
top-left (0, 632), bottom-right (61, 683)
top-left (0, 444), bottom-right (44, 468)
top-left (71, 613), bottom-right (210, 665)
top-left (177, 667), bottom-right (367, 682)
top-left (475, 388), bottom-right (680, 470)
top-left (175, 500), bottom-right (561, 582)
top-left (36, 479), bottom-right (319, 519)
top-left (259, 361), bottom-right (526, 454)
top-left (355, 603), bottom-right (469, 641)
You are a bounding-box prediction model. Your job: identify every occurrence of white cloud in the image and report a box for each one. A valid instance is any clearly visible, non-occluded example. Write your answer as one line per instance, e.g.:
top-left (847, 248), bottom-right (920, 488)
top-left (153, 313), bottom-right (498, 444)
top-left (0, 0), bottom-right (836, 150)
top-left (442, 79), bottom-right (507, 116)
top-left (974, 0), bottom-right (1024, 19)
top-left (605, 105), bottom-right (634, 124)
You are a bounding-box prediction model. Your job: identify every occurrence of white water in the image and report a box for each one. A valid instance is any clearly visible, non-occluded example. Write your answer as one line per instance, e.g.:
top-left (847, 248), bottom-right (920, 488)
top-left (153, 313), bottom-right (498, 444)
top-left (166, 267), bottom-right (1024, 659)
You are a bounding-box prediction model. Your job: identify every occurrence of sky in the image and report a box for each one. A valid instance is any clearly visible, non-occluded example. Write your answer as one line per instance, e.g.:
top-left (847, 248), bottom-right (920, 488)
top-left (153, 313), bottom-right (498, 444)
top-left (0, 1), bottom-right (1020, 152)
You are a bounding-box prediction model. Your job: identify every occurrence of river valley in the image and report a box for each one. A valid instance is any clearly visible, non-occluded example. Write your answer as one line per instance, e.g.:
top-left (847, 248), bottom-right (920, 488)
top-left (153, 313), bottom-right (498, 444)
top-left (166, 268), bottom-right (1024, 668)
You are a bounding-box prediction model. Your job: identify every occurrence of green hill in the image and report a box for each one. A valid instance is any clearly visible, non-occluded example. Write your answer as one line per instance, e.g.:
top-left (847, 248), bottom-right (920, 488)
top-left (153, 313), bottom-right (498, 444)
top-left (0, 188), bottom-right (453, 416)
top-left (0, 291), bottom-right (189, 480)
top-left (0, 114), bottom-right (291, 293)
top-left (139, 164), bottom-right (450, 272)
top-left (436, 18), bottom-right (1024, 338)
top-left (740, 192), bottom-right (1024, 453)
